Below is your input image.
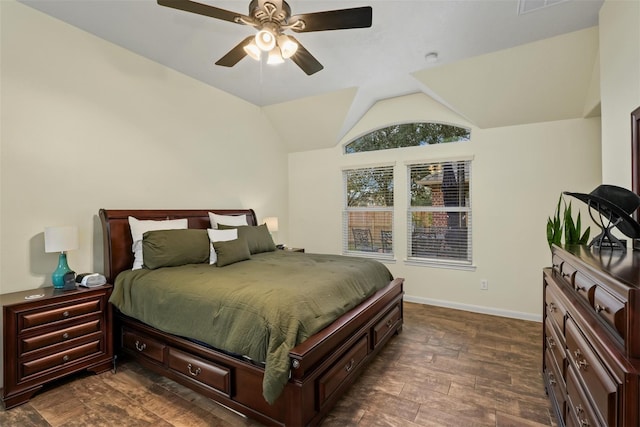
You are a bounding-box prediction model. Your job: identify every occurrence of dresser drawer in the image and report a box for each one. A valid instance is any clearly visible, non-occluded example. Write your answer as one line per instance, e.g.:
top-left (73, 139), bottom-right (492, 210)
top-left (573, 271), bottom-right (596, 306)
top-left (21, 340), bottom-right (102, 379)
top-left (168, 348), bottom-right (230, 396)
top-left (566, 318), bottom-right (618, 425)
top-left (372, 304), bottom-right (401, 348)
top-left (593, 286), bottom-right (626, 339)
top-left (544, 348), bottom-right (566, 420)
top-left (20, 319), bottom-right (101, 355)
top-left (545, 282), bottom-right (567, 334)
top-left (122, 329), bottom-right (166, 364)
top-left (19, 299), bottom-right (101, 332)
top-left (566, 367), bottom-right (603, 427)
top-left (318, 334), bottom-right (368, 407)
top-left (544, 317), bottom-right (565, 382)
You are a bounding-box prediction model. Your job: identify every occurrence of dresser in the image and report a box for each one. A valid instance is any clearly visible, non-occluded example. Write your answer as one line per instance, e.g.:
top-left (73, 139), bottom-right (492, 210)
top-left (543, 244), bottom-right (640, 426)
top-left (2, 285), bottom-right (113, 409)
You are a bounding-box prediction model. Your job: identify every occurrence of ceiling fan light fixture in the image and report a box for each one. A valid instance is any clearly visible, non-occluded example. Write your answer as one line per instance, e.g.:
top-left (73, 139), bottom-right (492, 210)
top-left (255, 28), bottom-right (276, 51)
top-left (267, 47), bottom-right (285, 65)
top-left (277, 34), bottom-right (298, 59)
top-left (243, 40), bottom-right (261, 61)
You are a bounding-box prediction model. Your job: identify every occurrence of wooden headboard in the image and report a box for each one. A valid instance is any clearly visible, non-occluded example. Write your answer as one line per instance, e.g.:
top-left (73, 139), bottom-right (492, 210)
top-left (99, 209), bottom-right (257, 283)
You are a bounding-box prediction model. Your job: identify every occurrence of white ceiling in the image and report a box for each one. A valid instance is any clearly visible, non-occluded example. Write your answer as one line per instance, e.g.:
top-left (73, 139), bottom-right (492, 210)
top-left (19, 0), bottom-right (604, 150)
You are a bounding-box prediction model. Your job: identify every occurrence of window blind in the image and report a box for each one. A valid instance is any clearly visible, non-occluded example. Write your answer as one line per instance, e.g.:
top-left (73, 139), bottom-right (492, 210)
top-left (407, 160), bottom-right (472, 264)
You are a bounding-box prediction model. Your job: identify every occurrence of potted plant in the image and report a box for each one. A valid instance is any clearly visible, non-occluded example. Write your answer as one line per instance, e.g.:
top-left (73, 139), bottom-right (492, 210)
top-left (547, 194), bottom-right (590, 247)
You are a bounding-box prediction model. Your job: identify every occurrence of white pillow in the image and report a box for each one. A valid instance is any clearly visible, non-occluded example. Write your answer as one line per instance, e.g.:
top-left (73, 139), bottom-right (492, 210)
top-left (208, 212), bottom-right (248, 229)
top-left (128, 216), bottom-right (188, 270)
top-left (207, 228), bottom-right (238, 264)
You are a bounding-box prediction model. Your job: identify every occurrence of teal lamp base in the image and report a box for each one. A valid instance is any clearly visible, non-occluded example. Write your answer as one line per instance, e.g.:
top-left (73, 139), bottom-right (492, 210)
top-left (51, 253), bottom-right (72, 289)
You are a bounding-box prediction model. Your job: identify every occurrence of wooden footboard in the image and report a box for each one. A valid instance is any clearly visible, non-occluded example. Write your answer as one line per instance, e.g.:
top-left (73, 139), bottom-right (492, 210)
top-left (100, 209), bottom-right (404, 426)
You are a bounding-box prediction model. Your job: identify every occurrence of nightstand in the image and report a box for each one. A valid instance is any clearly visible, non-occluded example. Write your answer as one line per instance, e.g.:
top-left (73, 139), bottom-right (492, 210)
top-left (281, 247), bottom-right (304, 253)
top-left (1, 284), bottom-right (113, 409)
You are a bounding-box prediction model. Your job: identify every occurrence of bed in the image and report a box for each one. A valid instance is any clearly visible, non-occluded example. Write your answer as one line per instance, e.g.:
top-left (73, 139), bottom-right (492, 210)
top-left (100, 208), bottom-right (404, 426)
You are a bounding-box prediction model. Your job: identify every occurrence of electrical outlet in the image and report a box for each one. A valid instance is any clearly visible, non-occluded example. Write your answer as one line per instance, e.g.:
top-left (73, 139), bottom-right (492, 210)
top-left (480, 279), bottom-right (489, 290)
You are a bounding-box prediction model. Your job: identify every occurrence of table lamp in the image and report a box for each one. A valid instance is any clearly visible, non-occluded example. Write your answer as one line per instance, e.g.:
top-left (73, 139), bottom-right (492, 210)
top-left (44, 225), bottom-right (79, 289)
top-left (264, 217), bottom-right (279, 244)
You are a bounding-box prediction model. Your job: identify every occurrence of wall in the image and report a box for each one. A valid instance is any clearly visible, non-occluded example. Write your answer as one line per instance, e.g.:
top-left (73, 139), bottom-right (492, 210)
top-left (599, 0), bottom-right (640, 186)
top-left (289, 93), bottom-right (602, 320)
top-left (0, 1), bottom-right (288, 382)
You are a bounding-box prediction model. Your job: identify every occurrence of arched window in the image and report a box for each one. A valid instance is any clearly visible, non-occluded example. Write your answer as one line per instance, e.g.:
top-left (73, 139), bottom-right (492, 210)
top-left (344, 122), bottom-right (470, 154)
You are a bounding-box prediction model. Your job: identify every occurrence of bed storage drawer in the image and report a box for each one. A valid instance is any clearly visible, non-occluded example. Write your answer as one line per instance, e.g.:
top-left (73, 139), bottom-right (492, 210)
top-left (318, 334), bottom-right (368, 407)
top-left (168, 348), bottom-right (230, 396)
top-left (373, 304), bottom-right (401, 348)
top-left (122, 329), bottom-right (166, 364)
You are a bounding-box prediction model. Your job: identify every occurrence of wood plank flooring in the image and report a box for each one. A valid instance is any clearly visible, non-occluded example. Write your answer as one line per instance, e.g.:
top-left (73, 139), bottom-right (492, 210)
top-left (0, 302), bottom-right (557, 426)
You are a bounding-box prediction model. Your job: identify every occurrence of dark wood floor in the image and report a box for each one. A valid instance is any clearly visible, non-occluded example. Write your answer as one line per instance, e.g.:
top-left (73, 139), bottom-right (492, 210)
top-left (1, 302), bottom-right (557, 426)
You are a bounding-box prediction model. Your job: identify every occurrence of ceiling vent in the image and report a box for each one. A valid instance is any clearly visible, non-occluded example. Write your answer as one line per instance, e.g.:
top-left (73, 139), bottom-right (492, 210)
top-left (518, 0), bottom-right (571, 15)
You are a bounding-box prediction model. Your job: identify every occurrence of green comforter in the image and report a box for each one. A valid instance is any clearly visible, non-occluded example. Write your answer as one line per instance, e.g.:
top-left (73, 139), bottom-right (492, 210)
top-left (109, 250), bottom-right (393, 404)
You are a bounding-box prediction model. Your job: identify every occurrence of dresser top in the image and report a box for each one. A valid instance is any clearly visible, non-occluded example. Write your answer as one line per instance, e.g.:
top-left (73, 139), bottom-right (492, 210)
top-left (0, 284), bottom-right (111, 308)
top-left (556, 244), bottom-right (640, 290)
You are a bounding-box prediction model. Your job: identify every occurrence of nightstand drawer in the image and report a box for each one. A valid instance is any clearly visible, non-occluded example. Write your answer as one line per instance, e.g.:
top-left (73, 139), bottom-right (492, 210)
top-left (20, 319), bottom-right (101, 355)
top-left (21, 340), bottom-right (102, 379)
top-left (19, 299), bottom-right (101, 331)
top-left (168, 348), bottom-right (230, 396)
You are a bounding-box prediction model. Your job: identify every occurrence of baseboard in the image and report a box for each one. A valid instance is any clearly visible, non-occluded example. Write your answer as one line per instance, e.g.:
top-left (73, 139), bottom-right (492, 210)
top-left (403, 295), bottom-right (542, 322)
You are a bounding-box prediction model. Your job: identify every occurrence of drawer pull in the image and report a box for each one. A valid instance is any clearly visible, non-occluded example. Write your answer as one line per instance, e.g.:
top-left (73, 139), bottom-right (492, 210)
top-left (576, 405), bottom-right (590, 426)
top-left (547, 336), bottom-right (556, 349)
top-left (134, 340), bottom-right (146, 352)
top-left (386, 319), bottom-right (393, 328)
top-left (345, 358), bottom-right (355, 373)
top-left (187, 363), bottom-right (201, 377)
top-left (548, 372), bottom-right (556, 386)
top-left (62, 310), bottom-right (70, 318)
top-left (548, 302), bottom-right (557, 312)
top-left (573, 349), bottom-right (589, 371)
top-left (62, 332), bottom-right (70, 340)
top-left (62, 355), bottom-right (69, 362)
top-left (595, 304), bottom-right (607, 313)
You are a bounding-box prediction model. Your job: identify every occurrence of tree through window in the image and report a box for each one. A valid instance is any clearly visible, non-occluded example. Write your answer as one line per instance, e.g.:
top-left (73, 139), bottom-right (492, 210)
top-left (345, 122), bottom-right (470, 154)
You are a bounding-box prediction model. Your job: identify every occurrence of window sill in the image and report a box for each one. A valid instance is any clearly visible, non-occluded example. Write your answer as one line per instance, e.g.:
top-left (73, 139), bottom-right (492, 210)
top-left (404, 258), bottom-right (477, 271)
top-left (343, 251), bottom-right (396, 263)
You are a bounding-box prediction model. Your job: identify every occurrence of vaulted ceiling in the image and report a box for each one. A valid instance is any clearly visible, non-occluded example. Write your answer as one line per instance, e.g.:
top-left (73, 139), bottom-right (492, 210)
top-left (19, 0), bottom-right (604, 151)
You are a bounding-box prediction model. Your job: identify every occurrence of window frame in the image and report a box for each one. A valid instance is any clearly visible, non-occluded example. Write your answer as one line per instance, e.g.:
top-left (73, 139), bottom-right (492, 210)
top-left (405, 158), bottom-right (474, 270)
top-left (342, 164), bottom-right (395, 260)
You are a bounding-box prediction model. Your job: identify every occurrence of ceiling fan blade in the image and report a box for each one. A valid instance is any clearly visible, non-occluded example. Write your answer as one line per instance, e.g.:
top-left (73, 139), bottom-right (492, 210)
top-left (288, 37), bottom-right (323, 75)
top-left (289, 6), bottom-right (372, 32)
top-left (157, 0), bottom-right (246, 24)
top-left (215, 36), bottom-right (254, 67)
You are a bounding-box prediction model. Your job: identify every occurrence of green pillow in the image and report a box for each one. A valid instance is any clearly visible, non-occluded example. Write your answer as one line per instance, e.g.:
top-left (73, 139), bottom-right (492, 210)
top-left (213, 237), bottom-right (251, 267)
top-left (218, 224), bottom-right (276, 254)
top-left (142, 229), bottom-right (210, 269)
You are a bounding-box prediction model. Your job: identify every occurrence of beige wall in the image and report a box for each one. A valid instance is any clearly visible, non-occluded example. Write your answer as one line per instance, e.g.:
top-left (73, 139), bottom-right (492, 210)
top-left (289, 95), bottom-right (602, 321)
top-left (0, 1), bottom-right (289, 294)
top-left (599, 0), bottom-right (640, 186)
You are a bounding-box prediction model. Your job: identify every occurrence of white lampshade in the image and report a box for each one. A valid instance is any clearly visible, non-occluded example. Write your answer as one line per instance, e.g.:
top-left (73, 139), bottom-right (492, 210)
top-left (264, 217), bottom-right (279, 232)
top-left (277, 34), bottom-right (298, 59)
top-left (44, 225), bottom-right (79, 253)
top-left (243, 40), bottom-right (261, 61)
top-left (255, 28), bottom-right (276, 52)
top-left (267, 47), bottom-right (284, 65)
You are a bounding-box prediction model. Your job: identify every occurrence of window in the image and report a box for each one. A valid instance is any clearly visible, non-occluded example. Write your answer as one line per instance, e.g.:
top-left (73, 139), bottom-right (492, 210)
top-left (407, 160), bottom-right (472, 265)
top-left (343, 166), bottom-right (394, 257)
top-left (344, 122), bottom-right (470, 154)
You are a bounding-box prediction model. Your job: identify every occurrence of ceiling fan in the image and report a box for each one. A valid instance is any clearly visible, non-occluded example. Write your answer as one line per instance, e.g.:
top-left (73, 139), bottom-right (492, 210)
top-left (157, 0), bottom-right (373, 75)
